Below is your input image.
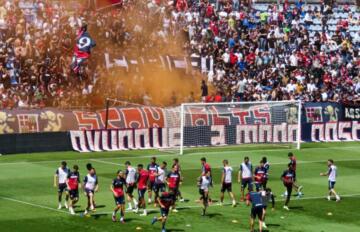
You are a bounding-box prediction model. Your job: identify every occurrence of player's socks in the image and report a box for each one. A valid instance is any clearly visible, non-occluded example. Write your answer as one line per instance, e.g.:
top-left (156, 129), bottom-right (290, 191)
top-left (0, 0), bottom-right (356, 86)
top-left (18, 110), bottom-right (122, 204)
top-left (127, 203), bottom-right (133, 210)
top-left (64, 202), bottom-right (69, 209)
top-left (232, 200), bottom-right (236, 207)
top-left (133, 199), bottom-right (138, 207)
top-left (140, 210), bottom-right (147, 216)
top-left (112, 213), bottom-right (116, 222)
top-left (262, 222), bottom-right (267, 228)
top-left (120, 217), bottom-right (125, 223)
top-left (69, 207), bottom-right (75, 215)
top-left (57, 203), bottom-right (62, 210)
top-left (336, 195), bottom-right (340, 202)
top-left (90, 205), bottom-right (95, 211)
top-left (327, 196), bottom-right (331, 201)
top-left (151, 217), bottom-right (158, 225)
top-left (84, 209), bottom-right (89, 215)
top-left (148, 198), bottom-right (152, 204)
top-left (201, 208), bottom-right (206, 216)
top-left (298, 186), bottom-right (303, 193)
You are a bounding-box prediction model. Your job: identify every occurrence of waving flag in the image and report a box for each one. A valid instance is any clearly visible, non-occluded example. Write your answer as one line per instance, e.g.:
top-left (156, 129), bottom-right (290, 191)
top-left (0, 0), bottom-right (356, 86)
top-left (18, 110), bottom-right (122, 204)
top-left (71, 27), bottom-right (96, 73)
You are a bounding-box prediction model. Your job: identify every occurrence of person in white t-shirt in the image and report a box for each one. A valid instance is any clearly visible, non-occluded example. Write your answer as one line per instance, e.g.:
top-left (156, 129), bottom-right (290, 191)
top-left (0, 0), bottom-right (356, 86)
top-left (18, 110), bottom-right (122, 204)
top-left (54, 161), bottom-right (70, 209)
top-left (320, 159), bottom-right (340, 202)
top-left (125, 161), bottom-right (138, 210)
top-left (154, 161), bottom-right (167, 207)
top-left (238, 157), bottom-right (253, 201)
top-left (220, 160), bottom-right (236, 207)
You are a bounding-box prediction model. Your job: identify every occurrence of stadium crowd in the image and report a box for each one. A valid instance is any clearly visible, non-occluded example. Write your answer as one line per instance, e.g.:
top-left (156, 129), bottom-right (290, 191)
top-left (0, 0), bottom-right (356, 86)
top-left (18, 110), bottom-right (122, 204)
top-left (0, 0), bottom-right (359, 109)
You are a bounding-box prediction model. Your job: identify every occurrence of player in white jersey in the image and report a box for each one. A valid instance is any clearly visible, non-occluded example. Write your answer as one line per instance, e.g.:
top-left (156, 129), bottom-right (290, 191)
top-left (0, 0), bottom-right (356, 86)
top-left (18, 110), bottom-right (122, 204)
top-left (220, 160), bottom-right (236, 207)
top-left (54, 161), bottom-right (70, 209)
top-left (320, 159), bottom-right (340, 202)
top-left (154, 161), bottom-right (167, 207)
top-left (83, 167), bottom-right (99, 214)
top-left (124, 161), bottom-right (138, 210)
top-left (238, 156), bottom-right (253, 201)
top-left (198, 172), bottom-right (211, 216)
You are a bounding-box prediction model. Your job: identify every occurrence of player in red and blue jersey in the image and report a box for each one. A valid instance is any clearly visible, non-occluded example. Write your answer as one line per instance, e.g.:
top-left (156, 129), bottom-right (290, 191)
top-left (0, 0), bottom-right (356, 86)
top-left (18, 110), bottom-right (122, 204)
top-left (136, 164), bottom-right (149, 216)
top-left (286, 152), bottom-right (303, 197)
top-left (281, 164), bottom-right (296, 210)
top-left (66, 165), bottom-right (80, 215)
top-left (147, 157), bottom-right (159, 204)
top-left (262, 157), bottom-right (270, 188)
top-left (246, 191), bottom-right (265, 232)
top-left (151, 192), bottom-right (175, 232)
top-left (172, 158), bottom-right (185, 202)
top-left (254, 160), bottom-right (268, 192)
top-left (200, 157), bottom-right (213, 203)
top-left (111, 170), bottom-right (126, 223)
top-left (166, 166), bottom-right (181, 212)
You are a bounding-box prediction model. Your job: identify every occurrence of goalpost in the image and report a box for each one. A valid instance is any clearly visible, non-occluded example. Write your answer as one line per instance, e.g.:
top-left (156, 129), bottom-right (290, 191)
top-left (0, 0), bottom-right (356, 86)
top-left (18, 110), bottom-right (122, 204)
top-left (178, 100), bottom-right (302, 155)
top-left (102, 98), bottom-right (301, 155)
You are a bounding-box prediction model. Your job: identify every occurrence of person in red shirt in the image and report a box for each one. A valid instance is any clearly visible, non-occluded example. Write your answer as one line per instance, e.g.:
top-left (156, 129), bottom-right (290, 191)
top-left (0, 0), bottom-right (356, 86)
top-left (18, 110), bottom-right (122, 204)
top-left (136, 164), bottom-right (149, 216)
top-left (287, 152), bottom-right (303, 197)
top-left (110, 170), bottom-right (126, 223)
top-left (151, 192), bottom-right (175, 232)
top-left (200, 157), bottom-right (213, 203)
top-left (66, 165), bottom-right (80, 215)
top-left (147, 157), bottom-right (159, 204)
top-left (281, 164), bottom-right (296, 210)
top-left (172, 158), bottom-right (185, 202)
top-left (166, 166), bottom-right (181, 212)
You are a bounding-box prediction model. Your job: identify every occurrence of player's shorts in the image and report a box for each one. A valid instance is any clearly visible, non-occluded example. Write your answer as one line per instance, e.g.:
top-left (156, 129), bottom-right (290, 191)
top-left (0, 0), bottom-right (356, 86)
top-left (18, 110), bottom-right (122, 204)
top-left (160, 207), bottom-right (170, 217)
top-left (148, 181), bottom-right (156, 191)
top-left (58, 183), bottom-right (68, 193)
top-left (199, 188), bottom-right (208, 199)
top-left (154, 183), bottom-right (166, 193)
top-left (126, 184), bottom-right (135, 195)
top-left (169, 188), bottom-right (179, 200)
top-left (241, 178), bottom-right (253, 191)
top-left (328, 181), bottom-right (336, 190)
top-left (114, 195), bottom-right (125, 205)
top-left (138, 188), bottom-right (146, 199)
top-left (255, 183), bottom-right (263, 191)
top-left (251, 206), bottom-right (264, 219)
top-left (85, 188), bottom-right (94, 196)
top-left (221, 183), bottom-right (232, 193)
top-left (69, 189), bottom-right (79, 199)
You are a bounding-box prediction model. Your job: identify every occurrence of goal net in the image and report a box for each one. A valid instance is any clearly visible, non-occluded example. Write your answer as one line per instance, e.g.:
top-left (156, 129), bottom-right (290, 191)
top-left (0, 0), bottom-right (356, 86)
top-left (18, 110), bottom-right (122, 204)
top-left (177, 101), bottom-right (302, 155)
top-left (102, 99), bottom-right (301, 154)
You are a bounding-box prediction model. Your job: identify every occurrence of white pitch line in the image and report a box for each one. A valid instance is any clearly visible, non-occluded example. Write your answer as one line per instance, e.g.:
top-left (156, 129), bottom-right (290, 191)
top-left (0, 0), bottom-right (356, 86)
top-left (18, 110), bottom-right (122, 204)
top-left (1, 145), bottom-right (360, 166)
top-left (0, 196), bottom-right (71, 215)
top-left (2, 193), bottom-right (360, 217)
top-left (89, 159), bottom-right (125, 166)
top-left (95, 193), bottom-right (360, 215)
top-left (88, 158), bottom-right (360, 170)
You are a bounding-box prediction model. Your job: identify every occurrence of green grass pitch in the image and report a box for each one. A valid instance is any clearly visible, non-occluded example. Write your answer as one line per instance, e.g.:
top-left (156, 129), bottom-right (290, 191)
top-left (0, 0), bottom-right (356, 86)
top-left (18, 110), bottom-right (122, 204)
top-left (1, 142), bottom-right (360, 232)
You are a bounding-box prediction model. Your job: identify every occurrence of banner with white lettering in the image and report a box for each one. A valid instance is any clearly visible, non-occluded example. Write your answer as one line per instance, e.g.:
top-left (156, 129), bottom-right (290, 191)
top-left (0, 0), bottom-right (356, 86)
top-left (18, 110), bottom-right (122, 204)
top-left (343, 104), bottom-right (360, 121)
top-left (104, 53), bottom-right (214, 73)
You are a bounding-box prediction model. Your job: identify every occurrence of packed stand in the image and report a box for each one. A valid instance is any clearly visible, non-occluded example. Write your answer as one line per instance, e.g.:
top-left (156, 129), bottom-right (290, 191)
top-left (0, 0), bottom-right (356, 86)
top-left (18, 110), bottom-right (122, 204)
top-left (0, 0), bottom-right (359, 109)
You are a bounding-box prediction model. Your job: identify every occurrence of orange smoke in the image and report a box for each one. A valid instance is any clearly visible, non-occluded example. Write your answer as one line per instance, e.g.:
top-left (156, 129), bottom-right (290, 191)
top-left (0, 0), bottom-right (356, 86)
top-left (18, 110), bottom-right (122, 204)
top-left (89, 3), bottom-right (203, 106)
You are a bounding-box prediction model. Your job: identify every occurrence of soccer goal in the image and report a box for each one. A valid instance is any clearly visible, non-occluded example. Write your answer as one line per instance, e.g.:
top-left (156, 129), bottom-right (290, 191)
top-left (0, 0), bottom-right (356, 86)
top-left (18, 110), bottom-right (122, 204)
top-left (178, 100), bottom-right (302, 155)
